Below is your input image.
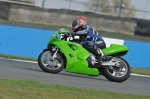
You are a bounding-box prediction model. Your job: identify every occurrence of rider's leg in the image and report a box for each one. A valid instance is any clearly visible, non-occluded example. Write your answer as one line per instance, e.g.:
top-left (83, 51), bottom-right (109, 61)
top-left (82, 41), bottom-right (111, 66)
top-left (94, 41), bottom-right (111, 61)
top-left (83, 41), bottom-right (102, 57)
top-left (82, 41), bottom-right (97, 66)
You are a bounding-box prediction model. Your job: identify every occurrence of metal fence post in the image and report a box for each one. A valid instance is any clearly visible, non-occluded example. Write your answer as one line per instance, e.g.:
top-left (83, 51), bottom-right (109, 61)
top-left (42, 0), bottom-right (45, 9)
top-left (68, 0), bottom-right (72, 10)
top-left (143, 0), bottom-right (148, 19)
top-left (118, 0), bottom-right (124, 17)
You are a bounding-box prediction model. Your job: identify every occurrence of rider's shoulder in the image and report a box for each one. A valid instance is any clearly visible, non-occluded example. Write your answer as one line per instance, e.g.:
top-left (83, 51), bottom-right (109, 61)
top-left (85, 24), bottom-right (100, 34)
top-left (85, 24), bottom-right (93, 28)
top-left (85, 24), bottom-right (96, 30)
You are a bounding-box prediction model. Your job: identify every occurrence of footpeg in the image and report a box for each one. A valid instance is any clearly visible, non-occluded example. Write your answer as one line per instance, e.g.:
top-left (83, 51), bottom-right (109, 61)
top-left (102, 56), bottom-right (112, 61)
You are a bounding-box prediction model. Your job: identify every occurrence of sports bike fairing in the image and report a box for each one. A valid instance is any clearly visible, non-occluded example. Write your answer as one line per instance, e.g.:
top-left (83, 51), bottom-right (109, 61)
top-left (47, 29), bottom-right (100, 76)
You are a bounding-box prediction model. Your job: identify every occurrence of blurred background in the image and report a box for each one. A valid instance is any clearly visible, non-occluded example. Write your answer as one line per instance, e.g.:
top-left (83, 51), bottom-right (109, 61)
top-left (2, 0), bottom-right (150, 20)
top-left (1, 0), bottom-right (150, 36)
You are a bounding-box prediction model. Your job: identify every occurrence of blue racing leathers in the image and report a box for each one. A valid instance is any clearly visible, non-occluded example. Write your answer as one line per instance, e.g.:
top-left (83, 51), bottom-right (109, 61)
top-left (75, 25), bottom-right (106, 55)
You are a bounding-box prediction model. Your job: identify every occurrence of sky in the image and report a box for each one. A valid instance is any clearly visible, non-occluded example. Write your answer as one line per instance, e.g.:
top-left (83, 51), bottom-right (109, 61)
top-left (1, 0), bottom-right (150, 20)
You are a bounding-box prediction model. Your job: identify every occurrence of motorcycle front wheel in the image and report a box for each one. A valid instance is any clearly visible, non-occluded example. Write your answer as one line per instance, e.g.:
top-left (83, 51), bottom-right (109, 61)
top-left (102, 57), bottom-right (131, 82)
top-left (38, 50), bottom-right (65, 73)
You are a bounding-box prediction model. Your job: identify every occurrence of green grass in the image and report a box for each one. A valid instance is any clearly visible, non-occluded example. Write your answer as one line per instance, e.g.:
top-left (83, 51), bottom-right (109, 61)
top-left (131, 68), bottom-right (150, 76)
top-left (0, 54), bottom-right (37, 61)
top-left (0, 54), bottom-right (150, 76)
top-left (0, 78), bottom-right (150, 99)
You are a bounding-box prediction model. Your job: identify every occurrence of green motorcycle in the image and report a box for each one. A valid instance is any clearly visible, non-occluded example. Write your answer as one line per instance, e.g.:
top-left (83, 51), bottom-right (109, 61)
top-left (38, 28), bottom-right (130, 82)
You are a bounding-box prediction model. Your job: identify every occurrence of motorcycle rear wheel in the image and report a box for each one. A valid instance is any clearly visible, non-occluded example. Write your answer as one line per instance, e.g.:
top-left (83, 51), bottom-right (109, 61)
top-left (102, 57), bottom-right (131, 82)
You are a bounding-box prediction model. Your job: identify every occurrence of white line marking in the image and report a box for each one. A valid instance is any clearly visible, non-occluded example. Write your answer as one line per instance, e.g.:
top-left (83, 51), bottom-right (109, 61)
top-left (9, 58), bottom-right (38, 64)
top-left (1, 57), bottom-right (150, 78)
top-left (131, 73), bottom-right (150, 78)
top-left (0, 57), bottom-right (38, 63)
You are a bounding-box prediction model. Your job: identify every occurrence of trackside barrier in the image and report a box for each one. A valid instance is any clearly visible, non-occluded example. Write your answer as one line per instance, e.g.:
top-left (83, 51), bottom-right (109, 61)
top-left (123, 40), bottom-right (150, 69)
top-left (0, 25), bottom-right (150, 69)
top-left (0, 25), bottom-right (54, 58)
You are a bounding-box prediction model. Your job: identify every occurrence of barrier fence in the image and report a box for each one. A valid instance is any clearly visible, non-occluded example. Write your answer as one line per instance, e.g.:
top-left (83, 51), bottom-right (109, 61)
top-left (0, 25), bottom-right (150, 69)
top-left (5, 0), bottom-right (150, 20)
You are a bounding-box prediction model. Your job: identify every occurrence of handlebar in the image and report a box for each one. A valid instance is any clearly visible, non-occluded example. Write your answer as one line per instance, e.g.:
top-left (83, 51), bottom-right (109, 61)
top-left (63, 32), bottom-right (75, 37)
top-left (61, 32), bottom-right (86, 42)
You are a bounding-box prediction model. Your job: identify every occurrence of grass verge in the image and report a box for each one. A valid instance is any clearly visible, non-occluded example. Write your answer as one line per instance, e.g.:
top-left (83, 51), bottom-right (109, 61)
top-left (131, 68), bottom-right (150, 76)
top-left (0, 78), bottom-right (150, 99)
top-left (0, 54), bottom-right (150, 76)
top-left (0, 54), bottom-right (37, 61)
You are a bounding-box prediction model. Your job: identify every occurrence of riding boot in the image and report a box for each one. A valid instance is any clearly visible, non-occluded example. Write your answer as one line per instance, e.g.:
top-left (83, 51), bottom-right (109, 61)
top-left (87, 55), bottom-right (101, 68)
top-left (96, 48), bottom-right (111, 61)
top-left (87, 56), bottom-right (95, 67)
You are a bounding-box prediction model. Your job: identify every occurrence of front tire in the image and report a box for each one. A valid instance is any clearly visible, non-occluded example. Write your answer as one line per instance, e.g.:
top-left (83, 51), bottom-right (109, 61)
top-left (102, 57), bottom-right (131, 82)
top-left (38, 50), bottom-right (65, 73)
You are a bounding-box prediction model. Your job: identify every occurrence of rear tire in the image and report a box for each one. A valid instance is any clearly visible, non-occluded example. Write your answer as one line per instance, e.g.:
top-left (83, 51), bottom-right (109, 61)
top-left (38, 50), bottom-right (65, 73)
top-left (102, 57), bottom-right (131, 82)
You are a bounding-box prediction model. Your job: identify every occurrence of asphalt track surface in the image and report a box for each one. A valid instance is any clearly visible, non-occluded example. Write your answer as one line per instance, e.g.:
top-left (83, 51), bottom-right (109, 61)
top-left (0, 58), bottom-right (150, 96)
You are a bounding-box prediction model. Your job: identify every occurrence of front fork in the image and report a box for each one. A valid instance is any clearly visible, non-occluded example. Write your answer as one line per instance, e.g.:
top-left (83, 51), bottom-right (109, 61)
top-left (51, 48), bottom-right (59, 60)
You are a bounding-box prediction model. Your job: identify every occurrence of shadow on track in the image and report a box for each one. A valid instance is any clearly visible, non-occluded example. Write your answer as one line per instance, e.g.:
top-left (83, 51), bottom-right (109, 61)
top-left (58, 72), bottom-right (108, 82)
top-left (18, 67), bottom-right (109, 82)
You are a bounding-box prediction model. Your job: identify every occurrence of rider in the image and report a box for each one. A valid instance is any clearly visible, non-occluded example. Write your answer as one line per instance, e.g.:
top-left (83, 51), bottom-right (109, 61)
top-left (71, 16), bottom-right (110, 65)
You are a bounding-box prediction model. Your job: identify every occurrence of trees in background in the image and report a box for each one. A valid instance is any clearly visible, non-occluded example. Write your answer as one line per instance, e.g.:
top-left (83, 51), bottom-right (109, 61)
top-left (86, 0), bottom-right (135, 17)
